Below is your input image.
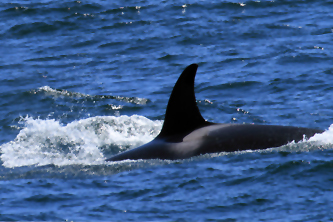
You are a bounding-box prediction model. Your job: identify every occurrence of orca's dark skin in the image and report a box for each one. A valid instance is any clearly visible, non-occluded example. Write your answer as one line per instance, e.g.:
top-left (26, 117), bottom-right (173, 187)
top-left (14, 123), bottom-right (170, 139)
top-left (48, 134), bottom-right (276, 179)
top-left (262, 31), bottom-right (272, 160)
top-left (106, 64), bottom-right (323, 161)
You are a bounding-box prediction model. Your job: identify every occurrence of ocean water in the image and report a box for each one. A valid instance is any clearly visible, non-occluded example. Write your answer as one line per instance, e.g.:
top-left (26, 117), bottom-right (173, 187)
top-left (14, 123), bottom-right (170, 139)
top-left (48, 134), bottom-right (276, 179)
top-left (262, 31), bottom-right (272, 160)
top-left (1, 0), bottom-right (333, 220)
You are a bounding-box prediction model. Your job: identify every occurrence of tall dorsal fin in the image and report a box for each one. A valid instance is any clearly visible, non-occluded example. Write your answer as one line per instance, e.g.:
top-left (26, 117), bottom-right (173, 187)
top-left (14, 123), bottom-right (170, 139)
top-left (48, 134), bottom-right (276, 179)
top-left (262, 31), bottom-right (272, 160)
top-left (157, 64), bottom-right (212, 140)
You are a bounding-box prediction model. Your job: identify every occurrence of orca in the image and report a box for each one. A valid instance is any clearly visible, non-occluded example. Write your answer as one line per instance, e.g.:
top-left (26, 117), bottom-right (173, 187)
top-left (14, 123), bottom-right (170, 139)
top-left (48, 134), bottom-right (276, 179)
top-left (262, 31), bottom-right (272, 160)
top-left (106, 64), bottom-right (323, 161)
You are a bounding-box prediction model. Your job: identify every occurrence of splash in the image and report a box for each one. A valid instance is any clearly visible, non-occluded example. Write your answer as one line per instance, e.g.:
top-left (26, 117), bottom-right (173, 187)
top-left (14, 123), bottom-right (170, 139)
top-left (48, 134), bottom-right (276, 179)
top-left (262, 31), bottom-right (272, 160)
top-left (0, 115), bottom-right (162, 168)
top-left (308, 124), bottom-right (333, 144)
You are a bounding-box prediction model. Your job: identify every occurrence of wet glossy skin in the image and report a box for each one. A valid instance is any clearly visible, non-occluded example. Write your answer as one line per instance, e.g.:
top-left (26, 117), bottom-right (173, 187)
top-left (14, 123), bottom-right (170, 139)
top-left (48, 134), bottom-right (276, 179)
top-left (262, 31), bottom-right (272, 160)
top-left (106, 64), bottom-right (323, 162)
top-left (106, 123), bottom-right (322, 161)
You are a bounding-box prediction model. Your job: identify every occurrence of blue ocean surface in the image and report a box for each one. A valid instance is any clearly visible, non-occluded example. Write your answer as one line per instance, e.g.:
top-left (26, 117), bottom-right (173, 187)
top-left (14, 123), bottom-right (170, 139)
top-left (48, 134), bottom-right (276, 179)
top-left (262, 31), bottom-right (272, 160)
top-left (1, 0), bottom-right (333, 220)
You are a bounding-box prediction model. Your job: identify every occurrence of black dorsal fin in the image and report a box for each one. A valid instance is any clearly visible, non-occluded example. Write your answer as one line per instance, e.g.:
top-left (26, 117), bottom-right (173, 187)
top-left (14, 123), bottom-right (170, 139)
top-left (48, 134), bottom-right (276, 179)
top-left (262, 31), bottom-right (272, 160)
top-left (157, 64), bottom-right (212, 140)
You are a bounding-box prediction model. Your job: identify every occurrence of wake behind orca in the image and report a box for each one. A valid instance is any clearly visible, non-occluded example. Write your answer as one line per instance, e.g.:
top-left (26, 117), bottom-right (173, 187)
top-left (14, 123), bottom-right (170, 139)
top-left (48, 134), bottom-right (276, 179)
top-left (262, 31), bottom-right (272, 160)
top-left (106, 64), bottom-right (323, 161)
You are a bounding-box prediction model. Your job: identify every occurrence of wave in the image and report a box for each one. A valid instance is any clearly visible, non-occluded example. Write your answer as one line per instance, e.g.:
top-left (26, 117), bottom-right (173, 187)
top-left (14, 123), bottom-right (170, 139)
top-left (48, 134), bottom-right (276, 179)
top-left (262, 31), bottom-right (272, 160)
top-left (32, 86), bottom-right (149, 105)
top-left (0, 115), bottom-right (162, 168)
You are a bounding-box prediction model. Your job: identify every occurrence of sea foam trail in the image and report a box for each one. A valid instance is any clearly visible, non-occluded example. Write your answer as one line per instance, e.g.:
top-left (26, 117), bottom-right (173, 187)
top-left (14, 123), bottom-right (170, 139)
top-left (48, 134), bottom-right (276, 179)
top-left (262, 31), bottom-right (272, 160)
top-left (34, 86), bottom-right (149, 104)
top-left (0, 115), bottom-right (162, 168)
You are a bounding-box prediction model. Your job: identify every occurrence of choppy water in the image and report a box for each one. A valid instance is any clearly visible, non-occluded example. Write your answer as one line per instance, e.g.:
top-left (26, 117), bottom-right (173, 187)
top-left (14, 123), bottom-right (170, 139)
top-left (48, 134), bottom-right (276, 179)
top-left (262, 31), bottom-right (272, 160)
top-left (1, 0), bottom-right (333, 220)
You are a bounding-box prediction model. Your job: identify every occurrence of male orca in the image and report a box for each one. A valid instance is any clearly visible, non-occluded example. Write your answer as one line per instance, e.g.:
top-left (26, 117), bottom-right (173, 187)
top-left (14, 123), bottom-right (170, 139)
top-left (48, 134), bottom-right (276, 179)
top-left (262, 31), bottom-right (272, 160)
top-left (106, 64), bottom-right (323, 161)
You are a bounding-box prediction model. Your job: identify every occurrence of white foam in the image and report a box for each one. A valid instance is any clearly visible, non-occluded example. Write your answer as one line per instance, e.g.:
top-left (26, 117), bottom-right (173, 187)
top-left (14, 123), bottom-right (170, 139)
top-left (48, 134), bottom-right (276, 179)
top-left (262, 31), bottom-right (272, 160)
top-left (308, 124), bottom-right (333, 144)
top-left (0, 115), bottom-right (162, 168)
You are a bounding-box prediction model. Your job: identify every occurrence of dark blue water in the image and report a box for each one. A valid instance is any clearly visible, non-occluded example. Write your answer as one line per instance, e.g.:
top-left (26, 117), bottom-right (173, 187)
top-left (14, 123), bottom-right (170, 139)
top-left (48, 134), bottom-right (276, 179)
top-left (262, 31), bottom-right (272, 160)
top-left (1, 0), bottom-right (333, 220)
